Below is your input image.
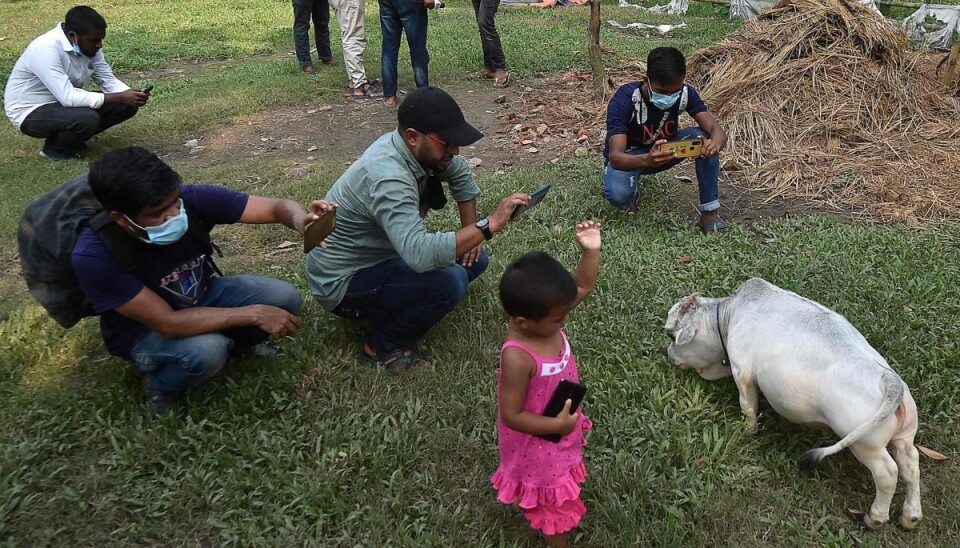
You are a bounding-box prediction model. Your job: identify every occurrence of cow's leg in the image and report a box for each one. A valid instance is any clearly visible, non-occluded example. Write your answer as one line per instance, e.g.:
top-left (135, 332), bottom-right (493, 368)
top-left (732, 369), bottom-right (759, 428)
top-left (849, 442), bottom-right (898, 528)
top-left (890, 438), bottom-right (923, 529)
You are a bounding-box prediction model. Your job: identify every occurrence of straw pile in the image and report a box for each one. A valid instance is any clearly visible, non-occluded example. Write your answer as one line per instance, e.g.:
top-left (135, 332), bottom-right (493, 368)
top-left (686, 0), bottom-right (960, 222)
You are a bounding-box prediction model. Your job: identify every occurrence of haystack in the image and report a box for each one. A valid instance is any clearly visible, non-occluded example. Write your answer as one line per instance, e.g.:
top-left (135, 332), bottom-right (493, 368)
top-left (687, 0), bottom-right (960, 222)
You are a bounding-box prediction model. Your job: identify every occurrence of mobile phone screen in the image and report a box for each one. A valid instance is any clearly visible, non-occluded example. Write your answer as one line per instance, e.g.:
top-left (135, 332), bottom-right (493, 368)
top-left (303, 210), bottom-right (337, 253)
top-left (511, 184), bottom-right (551, 220)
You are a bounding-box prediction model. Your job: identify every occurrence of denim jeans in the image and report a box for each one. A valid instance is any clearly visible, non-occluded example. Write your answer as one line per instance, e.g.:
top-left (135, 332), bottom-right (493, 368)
top-left (293, 0), bottom-right (333, 66)
top-left (378, 0), bottom-right (430, 97)
top-left (472, 0), bottom-right (506, 72)
top-left (603, 126), bottom-right (720, 212)
top-left (130, 275), bottom-right (302, 394)
top-left (20, 102), bottom-right (139, 152)
top-left (332, 250), bottom-right (489, 353)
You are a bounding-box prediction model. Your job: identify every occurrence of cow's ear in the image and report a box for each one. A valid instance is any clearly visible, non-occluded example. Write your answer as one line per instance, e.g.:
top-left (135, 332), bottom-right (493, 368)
top-left (678, 293), bottom-right (700, 315)
top-left (675, 324), bottom-right (697, 346)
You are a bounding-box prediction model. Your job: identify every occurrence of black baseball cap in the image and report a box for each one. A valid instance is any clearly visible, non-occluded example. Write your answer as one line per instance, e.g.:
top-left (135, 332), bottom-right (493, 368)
top-left (397, 87), bottom-right (484, 147)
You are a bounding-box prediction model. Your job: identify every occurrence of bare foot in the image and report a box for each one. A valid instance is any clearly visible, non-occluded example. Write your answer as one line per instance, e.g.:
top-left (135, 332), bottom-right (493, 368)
top-left (384, 95), bottom-right (398, 106)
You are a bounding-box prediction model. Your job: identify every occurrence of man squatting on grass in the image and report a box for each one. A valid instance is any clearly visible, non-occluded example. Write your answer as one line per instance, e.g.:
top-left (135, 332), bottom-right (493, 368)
top-left (72, 147), bottom-right (336, 418)
top-left (603, 47), bottom-right (730, 234)
top-left (3, 6), bottom-right (149, 161)
top-left (306, 87), bottom-right (530, 370)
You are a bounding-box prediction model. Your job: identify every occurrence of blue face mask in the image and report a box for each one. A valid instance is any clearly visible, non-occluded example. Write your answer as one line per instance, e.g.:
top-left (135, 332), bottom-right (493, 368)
top-left (648, 81), bottom-right (681, 111)
top-left (125, 201), bottom-right (189, 246)
top-left (71, 42), bottom-right (82, 56)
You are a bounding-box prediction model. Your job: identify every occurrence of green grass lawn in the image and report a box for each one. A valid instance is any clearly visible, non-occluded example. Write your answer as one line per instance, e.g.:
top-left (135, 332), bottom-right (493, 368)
top-left (2, 1), bottom-right (960, 546)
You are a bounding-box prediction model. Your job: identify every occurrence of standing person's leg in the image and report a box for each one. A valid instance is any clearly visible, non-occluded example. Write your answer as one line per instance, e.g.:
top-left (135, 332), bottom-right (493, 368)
top-left (332, 251), bottom-right (489, 367)
top-left (20, 103), bottom-right (100, 159)
top-left (475, 0), bottom-right (508, 86)
top-left (379, 0), bottom-right (403, 104)
top-left (312, 0), bottom-right (335, 65)
top-left (292, 0), bottom-right (316, 72)
top-left (332, 0), bottom-right (379, 95)
top-left (397, 0), bottom-right (430, 89)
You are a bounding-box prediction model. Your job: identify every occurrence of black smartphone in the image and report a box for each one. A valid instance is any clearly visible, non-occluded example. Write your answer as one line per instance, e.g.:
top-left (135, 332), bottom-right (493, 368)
top-left (536, 379), bottom-right (587, 443)
top-left (143, 85), bottom-right (154, 94)
top-left (511, 184), bottom-right (551, 220)
top-left (303, 209), bottom-right (337, 253)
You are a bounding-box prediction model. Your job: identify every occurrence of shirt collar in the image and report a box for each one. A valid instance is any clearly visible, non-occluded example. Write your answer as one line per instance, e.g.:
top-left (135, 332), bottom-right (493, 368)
top-left (55, 23), bottom-right (78, 55)
top-left (389, 129), bottom-right (427, 181)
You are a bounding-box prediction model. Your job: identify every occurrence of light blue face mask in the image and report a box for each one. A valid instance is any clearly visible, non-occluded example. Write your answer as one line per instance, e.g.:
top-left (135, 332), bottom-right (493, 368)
top-left (648, 81), bottom-right (681, 111)
top-left (71, 42), bottom-right (82, 56)
top-left (125, 200), bottom-right (189, 246)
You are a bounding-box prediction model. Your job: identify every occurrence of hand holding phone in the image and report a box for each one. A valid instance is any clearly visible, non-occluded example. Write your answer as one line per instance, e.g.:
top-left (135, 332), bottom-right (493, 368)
top-left (303, 209), bottom-right (337, 253)
top-left (511, 184), bottom-right (551, 220)
top-left (536, 379), bottom-right (587, 443)
top-left (143, 85), bottom-right (154, 94)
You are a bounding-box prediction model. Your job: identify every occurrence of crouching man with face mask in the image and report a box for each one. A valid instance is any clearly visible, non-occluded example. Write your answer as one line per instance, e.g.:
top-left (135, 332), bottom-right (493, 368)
top-left (71, 146), bottom-right (335, 418)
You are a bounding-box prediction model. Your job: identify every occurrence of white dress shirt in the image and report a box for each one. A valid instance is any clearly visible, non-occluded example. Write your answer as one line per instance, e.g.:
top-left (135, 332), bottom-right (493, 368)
top-left (4, 23), bottom-right (129, 129)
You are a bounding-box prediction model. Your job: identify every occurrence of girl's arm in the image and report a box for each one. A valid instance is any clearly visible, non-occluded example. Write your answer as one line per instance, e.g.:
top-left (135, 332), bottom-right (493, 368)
top-left (571, 221), bottom-right (601, 307)
top-left (500, 347), bottom-right (579, 436)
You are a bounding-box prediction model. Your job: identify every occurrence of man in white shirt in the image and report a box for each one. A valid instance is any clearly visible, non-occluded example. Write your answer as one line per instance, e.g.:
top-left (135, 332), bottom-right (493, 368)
top-left (4, 6), bottom-right (150, 161)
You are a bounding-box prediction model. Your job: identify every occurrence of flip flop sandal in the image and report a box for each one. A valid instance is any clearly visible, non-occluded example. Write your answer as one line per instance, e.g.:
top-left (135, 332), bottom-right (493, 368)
top-left (493, 73), bottom-right (512, 88)
top-left (700, 218), bottom-right (729, 234)
top-left (359, 347), bottom-right (430, 371)
top-left (352, 84), bottom-right (384, 98)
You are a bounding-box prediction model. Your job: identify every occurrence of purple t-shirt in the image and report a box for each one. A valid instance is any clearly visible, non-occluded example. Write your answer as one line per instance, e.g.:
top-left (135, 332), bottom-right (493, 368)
top-left (603, 81), bottom-right (708, 161)
top-left (71, 185), bottom-right (248, 359)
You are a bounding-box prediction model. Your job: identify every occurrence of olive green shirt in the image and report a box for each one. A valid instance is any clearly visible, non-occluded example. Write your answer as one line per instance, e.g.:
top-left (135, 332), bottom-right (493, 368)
top-left (306, 130), bottom-right (481, 310)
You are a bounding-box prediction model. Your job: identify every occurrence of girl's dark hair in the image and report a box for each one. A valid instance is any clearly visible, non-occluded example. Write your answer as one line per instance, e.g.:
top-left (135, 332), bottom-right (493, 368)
top-left (499, 251), bottom-right (577, 320)
top-left (88, 146), bottom-right (182, 216)
top-left (647, 47), bottom-right (686, 83)
top-left (65, 6), bottom-right (107, 36)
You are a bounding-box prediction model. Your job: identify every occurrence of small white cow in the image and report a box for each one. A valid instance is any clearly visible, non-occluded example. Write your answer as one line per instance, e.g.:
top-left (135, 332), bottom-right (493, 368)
top-left (664, 278), bottom-right (922, 529)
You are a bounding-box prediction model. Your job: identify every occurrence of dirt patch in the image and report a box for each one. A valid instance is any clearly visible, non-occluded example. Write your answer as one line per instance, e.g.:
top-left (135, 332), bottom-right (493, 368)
top-left (159, 68), bottom-right (841, 227)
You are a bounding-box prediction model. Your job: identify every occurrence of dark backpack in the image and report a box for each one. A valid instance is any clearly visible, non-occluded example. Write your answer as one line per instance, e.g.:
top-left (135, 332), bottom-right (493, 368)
top-left (17, 174), bottom-right (219, 328)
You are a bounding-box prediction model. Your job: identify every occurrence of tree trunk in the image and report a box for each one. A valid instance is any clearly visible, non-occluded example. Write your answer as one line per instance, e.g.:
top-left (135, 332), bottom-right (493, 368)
top-left (943, 41), bottom-right (960, 90)
top-left (588, 0), bottom-right (607, 102)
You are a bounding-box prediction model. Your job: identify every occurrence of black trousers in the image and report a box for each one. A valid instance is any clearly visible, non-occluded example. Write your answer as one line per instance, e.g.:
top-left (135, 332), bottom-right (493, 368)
top-left (20, 102), bottom-right (139, 151)
top-left (472, 0), bottom-right (506, 71)
top-left (293, 0), bottom-right (333, 66)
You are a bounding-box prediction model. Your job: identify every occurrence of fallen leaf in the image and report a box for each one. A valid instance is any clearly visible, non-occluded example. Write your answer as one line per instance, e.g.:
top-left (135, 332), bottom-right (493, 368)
top-left (0, 37), bottom-right (7, 42)
top-left (494, 95), bottom-right (506, 104)
top-left (536, 124), bottom-right (548, 135)
top-left (260, 137), bottom-right (272, 142)
top-left (845, 508), bottom-right (866, 522)
top-left (679, 256), bottom-right (692, 263)
top-left (468, 157), bottom-right (483, 168)
top-left (521, 139), bottom-right (534, 145)
top-left (307, 109), bottom-right (318, 114)
top-left (674, 175), bottom-right (693, 183)
top-left (277, 240), bottom-right (296, 249)
top-left (917, 445), bottom-right (949, 461)
top-left (307, 145), bottom-right (318, 152)
top-left (527, 147), bottom-right (539, 153)
top-left (318, 105), bottom-right (333, 112)
top-left (184, 139), bottom-right (199, 148)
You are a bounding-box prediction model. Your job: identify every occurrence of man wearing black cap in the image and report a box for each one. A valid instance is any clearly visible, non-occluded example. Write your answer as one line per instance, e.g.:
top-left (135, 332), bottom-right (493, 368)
top-left (306, 87), bottom-right (527, 370)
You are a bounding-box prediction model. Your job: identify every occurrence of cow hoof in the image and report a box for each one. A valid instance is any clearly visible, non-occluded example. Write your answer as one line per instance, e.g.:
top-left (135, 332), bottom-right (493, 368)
top-left (863, 515), bottom-right (888, 529)
top-left (899, 514), bottom-right (922, 530)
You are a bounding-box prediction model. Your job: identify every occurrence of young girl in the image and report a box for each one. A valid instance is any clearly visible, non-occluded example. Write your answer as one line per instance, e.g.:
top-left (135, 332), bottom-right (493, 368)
top-left (491, 221), bottom-right (601, 548)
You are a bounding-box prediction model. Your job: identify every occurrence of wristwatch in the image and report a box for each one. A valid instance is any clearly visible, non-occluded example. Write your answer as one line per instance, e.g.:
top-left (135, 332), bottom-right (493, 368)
top-left (475, 217), bottom-right (493, 240)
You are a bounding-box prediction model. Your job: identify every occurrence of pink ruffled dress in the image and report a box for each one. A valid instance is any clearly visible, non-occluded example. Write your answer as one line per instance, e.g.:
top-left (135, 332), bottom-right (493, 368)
top-left (491, 330), bottom-right (592, 536)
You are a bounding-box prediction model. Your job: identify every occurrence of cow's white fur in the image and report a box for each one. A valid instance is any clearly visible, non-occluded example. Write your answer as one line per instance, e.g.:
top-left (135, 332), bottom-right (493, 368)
top-left (664, 278), bottom-right (922, 529)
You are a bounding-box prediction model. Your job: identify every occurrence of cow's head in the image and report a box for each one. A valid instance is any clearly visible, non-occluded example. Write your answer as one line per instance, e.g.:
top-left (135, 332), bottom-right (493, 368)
top-left (664, 293), bottom-right (727, 372)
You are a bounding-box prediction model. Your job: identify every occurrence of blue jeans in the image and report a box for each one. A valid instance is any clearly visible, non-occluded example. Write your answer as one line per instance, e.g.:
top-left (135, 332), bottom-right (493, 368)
top-left (332, 250), bottom-right (489, 352)
top-left (603, 127), bottom-right (720, 212)
top-left (378, 0), bottom-right (430, 97)
top-left (130, 275), bottom-right (302, 394)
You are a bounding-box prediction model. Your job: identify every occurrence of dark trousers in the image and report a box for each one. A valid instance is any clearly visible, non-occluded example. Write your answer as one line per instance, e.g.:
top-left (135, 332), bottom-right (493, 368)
top-left (472, 0), bottom-right (506, 71)
top-left (332, 250), bottom-right (489, 352)
top-left (293, 0), bottom-right (333, 66)
top-left (378, 0), bottom-right (430, 97)
top-left (19, 102), bottom-right (139, 152)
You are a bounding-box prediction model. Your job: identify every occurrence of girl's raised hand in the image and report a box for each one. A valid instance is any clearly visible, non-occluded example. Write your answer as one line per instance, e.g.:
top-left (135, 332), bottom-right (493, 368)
top-left (575, 221), bottom-right (601, 251)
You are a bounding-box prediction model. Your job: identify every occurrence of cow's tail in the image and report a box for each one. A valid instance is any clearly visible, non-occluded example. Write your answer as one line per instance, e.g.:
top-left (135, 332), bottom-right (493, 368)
top-left (799, 370), bottom-right (904, 469)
